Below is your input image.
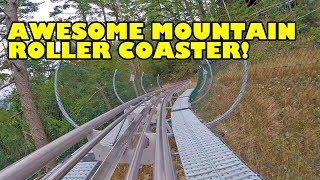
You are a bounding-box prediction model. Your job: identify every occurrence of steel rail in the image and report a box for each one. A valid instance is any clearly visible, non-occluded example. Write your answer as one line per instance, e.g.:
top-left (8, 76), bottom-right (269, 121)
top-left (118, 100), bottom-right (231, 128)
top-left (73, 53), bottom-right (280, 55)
top-left (111, 117), bottom-right (127, 145)
top-left (92, 112), bottom-right (148, 180)
top-left (154, 95), bottom-right (169, 180)
top-left (140, 72), bottom-right (147, 94)
top-left (191, 60), bottom-right (213, 105)
top-left (0, 85), bottom-right (173, 179)
top-left (91, 93), bottom-right (167, 180)
top-left (206, 60), bottom-right (248, 127)
top-left (125, 108), bottom-right (155, 180)
top-left (161, 91), bottom-right (178, 180)
top-left (54, 61), bottom-right (79, 128)
top-left (113, 69), bottom-right (125, 104)
top-left (46, 95), bottom-right (156, 180)
top-left (154, 88), bottom-right (178, 180)
top-left (127, 81), bottom-right (190, 180)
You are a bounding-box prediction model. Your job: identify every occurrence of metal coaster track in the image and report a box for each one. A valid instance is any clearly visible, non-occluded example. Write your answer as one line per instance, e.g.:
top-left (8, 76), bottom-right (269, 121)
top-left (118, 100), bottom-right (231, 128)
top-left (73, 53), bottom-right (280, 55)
top-left (0, 59), bottom-right (260, 180)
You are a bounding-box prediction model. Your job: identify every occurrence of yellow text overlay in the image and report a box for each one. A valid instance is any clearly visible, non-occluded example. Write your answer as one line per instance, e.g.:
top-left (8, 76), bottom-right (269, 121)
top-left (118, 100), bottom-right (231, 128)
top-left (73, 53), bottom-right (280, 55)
top-left (7, 22), bottom-right (296, 60)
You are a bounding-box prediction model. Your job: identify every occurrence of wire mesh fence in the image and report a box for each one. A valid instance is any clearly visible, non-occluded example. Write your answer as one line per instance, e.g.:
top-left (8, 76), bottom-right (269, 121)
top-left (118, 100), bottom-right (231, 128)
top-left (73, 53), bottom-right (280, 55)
top-left (189, 2), bottom-right (320, 176)
top-left (56, 62), bottom-right (162, 126)
top-left (113, 69), bottom-right (138, 103)
top-left (141, 72), bottom-right (159, 93)
top-left (190, 64), bottom-right (205, 102)
top-left (192, 44), bottom-right (320, 179)
top-left (57, 62), bottom-right (115, 126)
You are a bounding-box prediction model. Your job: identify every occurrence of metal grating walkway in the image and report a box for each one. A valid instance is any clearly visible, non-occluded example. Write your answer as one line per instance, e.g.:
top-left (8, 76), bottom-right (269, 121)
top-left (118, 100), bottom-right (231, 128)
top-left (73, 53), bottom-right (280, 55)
top-left (42, 154), bottom-right (99, 180)
top-left (171, 89), bottom-right (261, 180)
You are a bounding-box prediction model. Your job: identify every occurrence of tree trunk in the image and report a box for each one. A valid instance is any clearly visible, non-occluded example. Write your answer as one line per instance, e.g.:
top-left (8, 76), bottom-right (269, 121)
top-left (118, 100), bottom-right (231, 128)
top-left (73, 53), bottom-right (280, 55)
top-left (81, 12), bottom-right (87, 22)
top-left (113, 4), bottom-right (140, 97)
top-left (5, 0), bottom-right (55, 171)
top-left (101, 7), bottom-right (107, 22)
top-left (197, 0), bottom-right (206, 21)
top-left (113, 0), bottom-right (120, 22)
top-left (96, 84), bottom-right (113, 110)
top-left (182, 0), bottom-right (195, 21)
top-left (222, 0), bottom-right (231, 21)
top-left (128, 60), bottom-right (140, 97)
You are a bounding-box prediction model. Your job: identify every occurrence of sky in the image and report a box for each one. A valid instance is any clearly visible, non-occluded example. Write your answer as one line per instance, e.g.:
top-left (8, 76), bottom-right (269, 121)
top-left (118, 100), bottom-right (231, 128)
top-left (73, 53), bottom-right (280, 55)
top-left (0, 0), bottom-right (58, 58)
top-left (31, 0), bottom-right (54, 21)
top-left (1, 0), bottom-right (103, 103)
top-left (0, 0), bottom-right (60, 103)
top-left (31, 0), bottom-right (76, 21)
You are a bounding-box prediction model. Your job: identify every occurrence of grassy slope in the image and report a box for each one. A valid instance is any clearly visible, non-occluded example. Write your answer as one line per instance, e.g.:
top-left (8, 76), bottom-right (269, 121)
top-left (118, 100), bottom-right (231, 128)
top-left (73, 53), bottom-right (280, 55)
top-left (196, 35), bottom-right (320, 179)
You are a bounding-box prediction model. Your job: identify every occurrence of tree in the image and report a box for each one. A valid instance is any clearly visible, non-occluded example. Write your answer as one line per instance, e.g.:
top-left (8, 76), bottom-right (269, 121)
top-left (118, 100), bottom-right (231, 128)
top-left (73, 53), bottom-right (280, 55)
top-left (50, 0), bottom-right (91, 21)
top-left (181, 0), bottom-right (195, 21)
top-left (4, 0), bottom-right (55, 171)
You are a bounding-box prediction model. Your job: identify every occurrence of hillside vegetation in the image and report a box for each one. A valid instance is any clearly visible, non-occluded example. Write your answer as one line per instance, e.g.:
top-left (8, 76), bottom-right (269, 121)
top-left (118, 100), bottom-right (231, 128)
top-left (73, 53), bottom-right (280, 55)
top-left (0, 0), bottom-right (319, 178)
top-left (196, 35), bottom-right (320, 179)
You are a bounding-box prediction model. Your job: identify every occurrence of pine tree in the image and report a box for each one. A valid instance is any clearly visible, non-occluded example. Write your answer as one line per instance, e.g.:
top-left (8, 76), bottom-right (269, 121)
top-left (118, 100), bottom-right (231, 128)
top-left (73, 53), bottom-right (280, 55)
top-left (2, 0), bottom-right (56, 171)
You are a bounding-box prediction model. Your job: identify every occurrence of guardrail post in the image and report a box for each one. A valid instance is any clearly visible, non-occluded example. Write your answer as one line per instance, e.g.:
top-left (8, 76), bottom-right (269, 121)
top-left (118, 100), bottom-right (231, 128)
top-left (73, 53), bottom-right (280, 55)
top-left (206, 60), bottom-right (248, 127)
top-left (140, 72), bottom-right (147, 94)
top-left (113, 69), bottom-right (125, 104)
top-left (54, 61), bottom-right (79, 128)
top-left (157, 74), bottom-right (161, 88)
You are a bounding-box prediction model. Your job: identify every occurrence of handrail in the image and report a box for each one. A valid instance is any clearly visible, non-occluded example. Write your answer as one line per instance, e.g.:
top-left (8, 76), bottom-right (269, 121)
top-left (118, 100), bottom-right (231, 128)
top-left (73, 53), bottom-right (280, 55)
top-left (0, 85), bottom-right (173, 179)
top-left (113, 69), bottom-right (125, 104)
top-left (47, 94), bottom-right (155, 179)
top-left (91, 93), bottom-right (166, 179)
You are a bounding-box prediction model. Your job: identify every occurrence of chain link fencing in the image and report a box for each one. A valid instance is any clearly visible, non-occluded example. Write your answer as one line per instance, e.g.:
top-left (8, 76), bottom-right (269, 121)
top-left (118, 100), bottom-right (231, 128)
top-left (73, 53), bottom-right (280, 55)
top-left (55, 61), bottom-right (163, 125)
top-left (192, 43), bottom-right (320, 179)
top-left (190, 1), bottom-right (320, 177)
